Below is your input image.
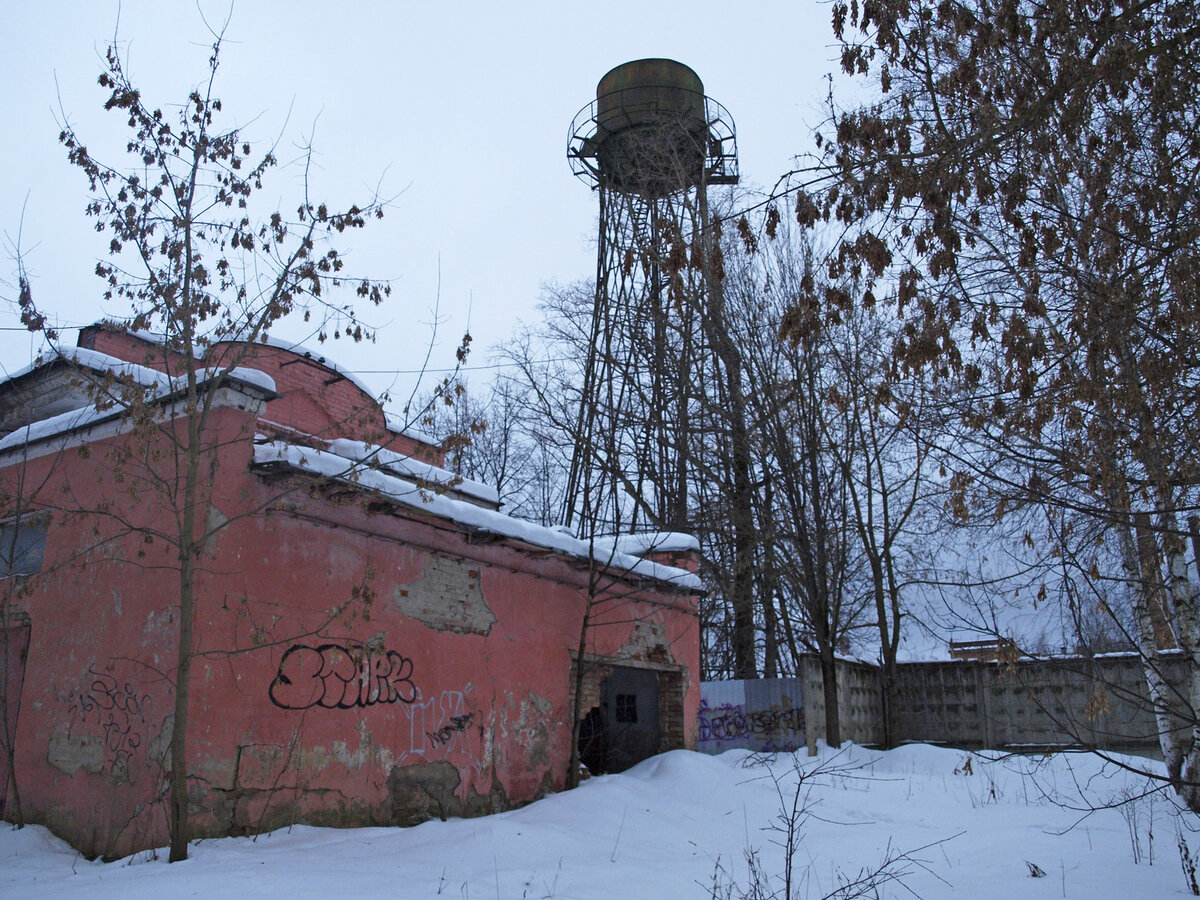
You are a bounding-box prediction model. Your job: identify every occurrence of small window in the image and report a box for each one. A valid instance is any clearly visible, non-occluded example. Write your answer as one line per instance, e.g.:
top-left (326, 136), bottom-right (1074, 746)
top-left (615, 693), bottom-right (638, 724)
top-left (0, 513), bottom-right (48, 577)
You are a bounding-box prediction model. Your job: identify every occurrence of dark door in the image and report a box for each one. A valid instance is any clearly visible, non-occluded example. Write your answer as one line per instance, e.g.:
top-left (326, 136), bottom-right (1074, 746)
top-left (0, 624), bottom-right (30, 818)
top-left (599, 666), bottom-right (660, 773)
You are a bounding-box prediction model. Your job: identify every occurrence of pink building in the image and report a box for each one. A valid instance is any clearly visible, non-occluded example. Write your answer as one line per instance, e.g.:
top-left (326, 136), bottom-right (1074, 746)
top-left (0, 325), bottom-right (700, 859)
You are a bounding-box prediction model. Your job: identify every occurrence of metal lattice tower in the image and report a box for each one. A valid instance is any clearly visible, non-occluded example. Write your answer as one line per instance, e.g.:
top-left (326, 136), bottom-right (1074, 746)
top-left (565, 59), bottom-right (738, 533)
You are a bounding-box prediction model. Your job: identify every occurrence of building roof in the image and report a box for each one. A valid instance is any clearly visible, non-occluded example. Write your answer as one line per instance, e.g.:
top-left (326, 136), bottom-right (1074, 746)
top-left (253, 440), bottom-right (700, 593)
top-left (0, 333), bottom-right (700, 594)
top-left (0, 346), bottom-right (278, 453)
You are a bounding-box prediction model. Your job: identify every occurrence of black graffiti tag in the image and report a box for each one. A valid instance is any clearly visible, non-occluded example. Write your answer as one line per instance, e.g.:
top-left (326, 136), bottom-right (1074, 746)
top-left (269, 643), bottom-right (417, 710)
top-left (426, 711), bottom-right (477, 748)
top-left (67, 669), bottom-right (152, 763)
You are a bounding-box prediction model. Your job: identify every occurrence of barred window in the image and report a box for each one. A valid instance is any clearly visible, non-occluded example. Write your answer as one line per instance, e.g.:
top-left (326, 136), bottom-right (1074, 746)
top-left (615, 693), bottom-right (638, 724)
top-left (0, 513), bottom-right (48, 577)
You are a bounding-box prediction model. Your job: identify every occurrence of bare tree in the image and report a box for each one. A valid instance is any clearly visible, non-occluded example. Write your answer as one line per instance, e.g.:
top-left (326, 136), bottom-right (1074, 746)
top-left (11, 31), bottom-right (424, 860)
top-left (786, 0), bottom-right (1200, 804)
top-left (822, 308), bottom-right (941, 747)
top-left (417, 375), bottom-right (566, 524)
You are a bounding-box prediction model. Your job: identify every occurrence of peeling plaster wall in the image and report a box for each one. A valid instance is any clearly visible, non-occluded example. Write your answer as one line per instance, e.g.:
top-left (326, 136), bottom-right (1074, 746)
top-left (0, 402), bottom-right (699, 859)
top-left (392, 556), bottom-right (496, 635)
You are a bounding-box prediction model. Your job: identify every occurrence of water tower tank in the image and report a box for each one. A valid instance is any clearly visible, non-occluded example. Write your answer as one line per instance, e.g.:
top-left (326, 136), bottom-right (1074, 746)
top-left (592, 59), bottom-right (709, 196)
top-left (562, 59), bottom-right (738, 531)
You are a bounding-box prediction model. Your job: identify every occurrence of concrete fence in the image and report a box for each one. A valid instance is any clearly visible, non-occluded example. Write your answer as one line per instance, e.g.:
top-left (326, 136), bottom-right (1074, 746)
top-left (701, 651), bottom-right (1185, 757)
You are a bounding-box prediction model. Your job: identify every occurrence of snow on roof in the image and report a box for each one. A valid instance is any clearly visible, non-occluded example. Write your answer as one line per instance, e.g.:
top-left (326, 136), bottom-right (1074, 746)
top-left (252, 440), bottom-right (701, 593)
top-left (2, 345), bottom-right (173, 392)
top-left (383, 411), bottom-right (438, 443)
top-left (328, 438), bottom-right (498, 506)
top-left (0, 349), bottom-right (277, 454)
top-left (123, 327), bottom-right (428, 441)
top-left (599, 532), bottom-right (701, 556)
top-left (1, 345), bottom-right (277, 397)
top-left (0, 403), bottom-right (119, 454)
top-left (192, 366), bottom-right (277, 395)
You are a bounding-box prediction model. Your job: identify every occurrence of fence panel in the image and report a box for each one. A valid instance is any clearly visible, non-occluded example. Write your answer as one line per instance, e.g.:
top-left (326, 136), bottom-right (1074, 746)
top-left (697, 678), bottom-right (805, 754)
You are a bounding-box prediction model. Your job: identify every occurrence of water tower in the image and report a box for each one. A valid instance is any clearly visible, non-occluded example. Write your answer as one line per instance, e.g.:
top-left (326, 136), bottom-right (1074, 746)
top-left (565, 59), bottom-right (738, 532)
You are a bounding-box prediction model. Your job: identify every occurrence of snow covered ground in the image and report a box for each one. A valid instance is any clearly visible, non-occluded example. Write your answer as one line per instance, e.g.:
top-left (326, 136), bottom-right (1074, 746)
top-left (1, 743), bottom-right (1189, 898)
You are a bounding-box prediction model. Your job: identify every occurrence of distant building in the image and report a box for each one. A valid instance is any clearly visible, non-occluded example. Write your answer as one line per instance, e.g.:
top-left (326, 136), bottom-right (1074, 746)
top-left (948, 638), bottom-right (1018, 662)
top-left (0, 324), bottom-right (700, 859)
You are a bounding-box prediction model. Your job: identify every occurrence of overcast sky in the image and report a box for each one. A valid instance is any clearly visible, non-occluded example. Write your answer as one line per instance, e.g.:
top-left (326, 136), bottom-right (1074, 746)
top-left (4, 1), bottom-right (845, 407)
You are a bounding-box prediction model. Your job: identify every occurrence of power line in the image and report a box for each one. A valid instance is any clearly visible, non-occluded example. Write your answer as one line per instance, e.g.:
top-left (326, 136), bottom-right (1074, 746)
top-left (349, 357), bottom-right (571, 376)
top-left (0, 318), bottom-right (571, 377)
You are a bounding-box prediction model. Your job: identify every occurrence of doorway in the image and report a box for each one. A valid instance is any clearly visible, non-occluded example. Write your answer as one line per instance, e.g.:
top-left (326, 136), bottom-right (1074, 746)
top-left (579, 666), bottom-right (660, 775)
top-left (1, 624), bottom-right (30, 818)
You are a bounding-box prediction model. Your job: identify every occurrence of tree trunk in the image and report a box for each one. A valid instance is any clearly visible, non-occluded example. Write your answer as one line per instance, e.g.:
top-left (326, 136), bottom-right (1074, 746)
top-left (1109, 486), bottom-right (1186, 790)
top-left (869, 549), bottom-right (903, 749)
top-left (1156, 504), bottom-right (1200, 811)
top-left (565, 591), bottom-right (594, 790)
top-left (880, 657), bottom-right (900, 751)
top-left (168, 554), bottom-right (195, 862)
top-left (698, 188), bottom-right (757, 680)
top-left (820, 649), bottom-right (841, 748)
top-left (0, 620), bottom-right (25, 827)
top-left (168, 367), bottom-right (203, 862)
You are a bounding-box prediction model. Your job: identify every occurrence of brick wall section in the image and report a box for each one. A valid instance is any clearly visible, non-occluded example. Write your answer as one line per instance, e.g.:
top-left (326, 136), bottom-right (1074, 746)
top-left (568, 661), bottom-right (613, 721)
top-left (644, 549), bottom-right (700, 574)
top-left (79, 325), bottom-right (191, 372)
top-left (575, 542), bottom-right (694, 755)
top-left (210, 341), bottom-right (387, 444)
top-left (656, 669), bottom-right (686, 752)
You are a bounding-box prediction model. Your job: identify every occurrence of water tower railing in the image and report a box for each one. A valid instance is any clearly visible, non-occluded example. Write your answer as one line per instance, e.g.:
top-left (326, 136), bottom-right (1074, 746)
top-left (568, 93), bottom-right (739, 189)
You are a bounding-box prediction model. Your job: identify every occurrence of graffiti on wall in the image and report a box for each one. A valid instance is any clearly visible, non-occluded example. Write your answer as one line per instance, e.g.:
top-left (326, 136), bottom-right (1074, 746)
top-left (269, 643), bottom-right (417, 710)
top-left (268, 644), bottom-right (488, 769)
top-left (426, 710), bottom-right (477, 749)
top-left (698, 700), bottom-right (804, 751)
top-left (401, 686), bottom-right (484, 769)
top-left (66, 668), bottom-right (155, 771)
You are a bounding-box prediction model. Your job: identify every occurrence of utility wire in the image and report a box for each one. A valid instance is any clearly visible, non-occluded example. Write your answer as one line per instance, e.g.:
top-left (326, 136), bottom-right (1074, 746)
top-left (349, 357), bottom-right (572, 376)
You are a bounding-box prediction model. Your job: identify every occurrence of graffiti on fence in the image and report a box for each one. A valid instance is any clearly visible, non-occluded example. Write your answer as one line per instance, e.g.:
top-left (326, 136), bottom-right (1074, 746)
top-left (698, 700), bottom-right (804, 752)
